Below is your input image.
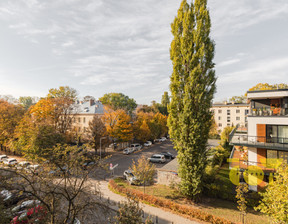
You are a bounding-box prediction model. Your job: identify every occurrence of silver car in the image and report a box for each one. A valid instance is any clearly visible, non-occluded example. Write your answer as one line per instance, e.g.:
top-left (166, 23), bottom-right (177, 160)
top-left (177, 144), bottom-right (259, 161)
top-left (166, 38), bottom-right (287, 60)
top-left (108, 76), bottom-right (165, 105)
top-left (148, 154), bottom-right (166, 163)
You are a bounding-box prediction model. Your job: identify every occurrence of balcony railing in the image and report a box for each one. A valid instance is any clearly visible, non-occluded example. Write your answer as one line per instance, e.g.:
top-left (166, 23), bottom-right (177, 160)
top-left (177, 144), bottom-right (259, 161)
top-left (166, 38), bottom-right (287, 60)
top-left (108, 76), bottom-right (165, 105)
top-left (250, 108), bottom-right (288, 116)
top-left (228, 158), bottom-right (277, 172)
top-left (229, 133), bottom-right (288, 150)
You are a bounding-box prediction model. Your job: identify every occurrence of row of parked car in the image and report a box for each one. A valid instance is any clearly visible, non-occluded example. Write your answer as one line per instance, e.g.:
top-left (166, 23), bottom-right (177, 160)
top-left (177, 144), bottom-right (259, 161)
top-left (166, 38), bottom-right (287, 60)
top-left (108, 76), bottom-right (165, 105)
top-left (123, 137), bottom-right (168, 155)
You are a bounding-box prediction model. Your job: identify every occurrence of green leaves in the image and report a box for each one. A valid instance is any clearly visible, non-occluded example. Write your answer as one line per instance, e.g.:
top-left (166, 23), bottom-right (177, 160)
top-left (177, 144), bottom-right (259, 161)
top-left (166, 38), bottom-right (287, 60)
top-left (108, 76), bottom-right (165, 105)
top-left (256, 163), bottom-right (288, 223)
top-left (168, 0), bottom-right (216, 200)
top-left (99, 93), bottom-right (137, 115)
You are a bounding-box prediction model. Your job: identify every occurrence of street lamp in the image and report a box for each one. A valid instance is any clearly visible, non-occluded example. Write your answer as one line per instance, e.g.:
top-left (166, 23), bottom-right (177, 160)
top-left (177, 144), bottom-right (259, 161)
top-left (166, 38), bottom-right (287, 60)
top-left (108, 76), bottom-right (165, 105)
top-left (100, 137), bottom-right (106, 160)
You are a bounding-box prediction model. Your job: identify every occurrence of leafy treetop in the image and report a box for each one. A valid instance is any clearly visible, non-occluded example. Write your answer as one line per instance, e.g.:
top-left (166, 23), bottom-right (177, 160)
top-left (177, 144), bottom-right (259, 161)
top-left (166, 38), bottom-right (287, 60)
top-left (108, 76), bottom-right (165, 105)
top-left (99, 93), bottom-right (137, 115)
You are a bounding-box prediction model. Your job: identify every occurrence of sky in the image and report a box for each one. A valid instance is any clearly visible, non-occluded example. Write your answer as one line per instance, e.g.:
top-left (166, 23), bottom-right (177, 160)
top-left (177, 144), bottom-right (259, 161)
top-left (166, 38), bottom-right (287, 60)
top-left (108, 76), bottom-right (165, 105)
top-left (0, 0), bottom-right (288, 104)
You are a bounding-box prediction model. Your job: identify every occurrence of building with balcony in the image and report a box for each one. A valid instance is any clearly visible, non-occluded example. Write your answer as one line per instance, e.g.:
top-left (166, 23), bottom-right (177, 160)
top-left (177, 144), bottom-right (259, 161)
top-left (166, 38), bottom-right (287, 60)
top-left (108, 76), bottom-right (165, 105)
top-left (229, 89), bottom-right (288, 191)
top-left (211, 102), bottom-right (249, 133)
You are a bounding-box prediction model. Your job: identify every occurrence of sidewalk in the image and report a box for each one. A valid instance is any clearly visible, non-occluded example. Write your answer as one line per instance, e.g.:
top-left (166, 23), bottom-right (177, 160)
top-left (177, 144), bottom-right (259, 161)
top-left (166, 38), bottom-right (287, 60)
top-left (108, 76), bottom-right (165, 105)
top-left (98, 180), bottom-right (201, 224)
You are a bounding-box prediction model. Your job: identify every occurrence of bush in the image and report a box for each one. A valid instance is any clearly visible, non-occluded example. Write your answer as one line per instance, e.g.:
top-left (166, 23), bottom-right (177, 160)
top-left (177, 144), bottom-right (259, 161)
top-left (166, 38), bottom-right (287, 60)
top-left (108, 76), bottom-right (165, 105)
top-left (109, 180), bottom-right (234, 224)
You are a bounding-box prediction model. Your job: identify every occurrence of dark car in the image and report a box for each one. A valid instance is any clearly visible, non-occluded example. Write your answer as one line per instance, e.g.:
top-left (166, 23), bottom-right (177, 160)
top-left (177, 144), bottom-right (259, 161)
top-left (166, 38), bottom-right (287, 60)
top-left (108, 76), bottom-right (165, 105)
top-left (160, 152), bottom-right (175, 160)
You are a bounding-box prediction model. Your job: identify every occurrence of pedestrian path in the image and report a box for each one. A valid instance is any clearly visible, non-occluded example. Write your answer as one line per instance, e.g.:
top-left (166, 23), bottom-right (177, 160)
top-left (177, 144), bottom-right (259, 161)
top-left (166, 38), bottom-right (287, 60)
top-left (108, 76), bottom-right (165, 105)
top-left (98, 180), bottom-right (200, 224)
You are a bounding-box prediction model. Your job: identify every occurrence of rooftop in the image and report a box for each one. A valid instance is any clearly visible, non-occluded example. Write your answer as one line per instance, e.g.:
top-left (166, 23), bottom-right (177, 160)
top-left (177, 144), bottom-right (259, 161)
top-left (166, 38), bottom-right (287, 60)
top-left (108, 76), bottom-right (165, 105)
top-left (71, 100), bottom-right (104, 115)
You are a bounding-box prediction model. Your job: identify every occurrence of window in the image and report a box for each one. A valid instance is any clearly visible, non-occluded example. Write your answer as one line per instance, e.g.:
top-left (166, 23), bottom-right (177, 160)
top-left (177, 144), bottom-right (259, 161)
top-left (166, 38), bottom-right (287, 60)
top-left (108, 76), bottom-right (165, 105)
top-left (236, 117), bottom-right (240, 121)
top-left (245, 109), bottom-right (249, 115)
top-left (83, 118), bottom-right (86, 123)
top-left (218, 109), bottom-right (222, 114)
top-left (83, 127), bottom-right (86, 132)
top-left (278, 126), bottom-right (288, 143)
top-left (218, 116), bottom-right (221, 120)
top-left (236, 109), bottom-right (240, 113)
top-left (211, 109), bottom-right (215, 114)
top-left (78, 127), bottom-right (81, 132)
top-left (227, 110), bottom-right (230, 115)
top-left (279, 151), bottom-right (288, 164)
top-left (267, 125), bottom-right (288, 143)
top-left (227, 123), bottom-right (230, 126)
top-left (218, 123), bottom-right (222, 127)
top-left (78, 118), bottom-right (81, 123)
top-left (227, 116), bottom-right (230, 122)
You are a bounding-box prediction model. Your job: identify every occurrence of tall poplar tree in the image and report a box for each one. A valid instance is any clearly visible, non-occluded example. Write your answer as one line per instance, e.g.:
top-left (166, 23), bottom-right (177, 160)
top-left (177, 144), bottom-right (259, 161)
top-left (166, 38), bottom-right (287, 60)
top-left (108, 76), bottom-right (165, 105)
top-left (168, 0), bottom-right (216, 200)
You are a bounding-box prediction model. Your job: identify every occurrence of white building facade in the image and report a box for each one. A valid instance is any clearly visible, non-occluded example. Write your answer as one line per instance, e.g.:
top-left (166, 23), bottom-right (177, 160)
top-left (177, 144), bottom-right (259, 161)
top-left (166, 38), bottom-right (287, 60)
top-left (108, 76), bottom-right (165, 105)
top-left (211, 103), bottom-right (249, 133)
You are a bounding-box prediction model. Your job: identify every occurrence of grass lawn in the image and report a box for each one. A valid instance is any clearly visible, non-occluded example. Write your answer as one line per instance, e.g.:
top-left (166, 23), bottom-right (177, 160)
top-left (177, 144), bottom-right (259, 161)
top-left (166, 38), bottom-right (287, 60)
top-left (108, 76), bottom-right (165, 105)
top-left (114, 173), bottom-right (270, 224)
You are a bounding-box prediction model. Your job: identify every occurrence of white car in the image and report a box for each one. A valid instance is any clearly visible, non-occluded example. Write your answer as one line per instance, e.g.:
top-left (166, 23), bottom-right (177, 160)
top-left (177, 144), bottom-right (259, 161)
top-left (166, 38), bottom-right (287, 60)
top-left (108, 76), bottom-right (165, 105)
top-left (0, 155), bottom-right (8, 162)
top-left (144, 141), bottom-right (152, 147)
top-left (160, 137), bottom-right (167, 142)
top-left (123, 148), bottom-right (133, 155)
top-left (131, 143), bottom-right (142, 151)
top-left (18, 161), bottom-right (31, 167)
top-left (3, 158), bottom-right (18, 165)
top-left (12, 200), bottom-right (41, 213)
top-left (123, 170), bottom-right (139, 185)
top-left (148, 154), bottom-right (166, 163)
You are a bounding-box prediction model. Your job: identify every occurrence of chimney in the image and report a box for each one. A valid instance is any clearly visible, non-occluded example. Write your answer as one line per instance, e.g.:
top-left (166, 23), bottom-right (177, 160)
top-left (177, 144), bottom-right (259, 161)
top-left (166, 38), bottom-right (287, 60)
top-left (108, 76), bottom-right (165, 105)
top-left (90, 99), bottom-right (95, 106)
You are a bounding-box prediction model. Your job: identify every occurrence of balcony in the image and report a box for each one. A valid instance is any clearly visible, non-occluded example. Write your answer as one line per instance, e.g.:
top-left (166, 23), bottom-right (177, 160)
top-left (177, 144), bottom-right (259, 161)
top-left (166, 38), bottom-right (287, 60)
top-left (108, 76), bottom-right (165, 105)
top-left (250, 107), bottom-right (287, 117)
top-left (249, 98), bottom-right (288, 117)
top-left (229, 133), bottom-right (288, 151)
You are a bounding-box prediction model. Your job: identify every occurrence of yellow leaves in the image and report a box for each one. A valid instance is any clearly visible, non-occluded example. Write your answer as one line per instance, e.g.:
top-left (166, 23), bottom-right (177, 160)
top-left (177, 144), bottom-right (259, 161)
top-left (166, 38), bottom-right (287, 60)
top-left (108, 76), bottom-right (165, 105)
top-left (29, 98), bottom-right (56, 124)
top-left (103, 108), bottom-right (133, 142)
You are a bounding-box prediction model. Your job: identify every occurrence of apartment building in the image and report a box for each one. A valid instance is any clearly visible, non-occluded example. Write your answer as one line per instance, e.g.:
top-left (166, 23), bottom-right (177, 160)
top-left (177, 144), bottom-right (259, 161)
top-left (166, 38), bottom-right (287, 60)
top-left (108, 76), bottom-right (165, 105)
top-left (229, 89), bottom-right (288, 191)
top-left (211, 103), bottom-right (249, 133)
top-left (70, 99), bottom-right (104, 139)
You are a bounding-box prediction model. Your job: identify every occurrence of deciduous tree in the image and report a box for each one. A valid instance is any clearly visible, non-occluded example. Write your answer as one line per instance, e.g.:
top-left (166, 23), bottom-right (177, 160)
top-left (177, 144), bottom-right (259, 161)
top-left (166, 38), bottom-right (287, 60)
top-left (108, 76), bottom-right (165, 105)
top-left (103, 108), bottom-right (133, 142)
top-left (0, 145), bottom-right (112, 224)
top-left (0, 100), bottom-right (25, 151)
top-left (130, 155), bottom-right (156, 186)
top-left (30, 86), bottom-right (77, 135)
top-left (168, 0), bottom-right (216, 200)
top-left (99, 93), bottom-right (137, 115)
top-left (256, 162), bottom-right (288, 223)
top-left (88, 115), bottom-right (107, 153)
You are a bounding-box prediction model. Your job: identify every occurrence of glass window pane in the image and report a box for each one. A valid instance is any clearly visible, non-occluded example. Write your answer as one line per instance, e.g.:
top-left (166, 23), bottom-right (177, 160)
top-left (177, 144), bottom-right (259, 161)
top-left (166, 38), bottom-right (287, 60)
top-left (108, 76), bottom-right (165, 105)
top-left (278, 126), bottom-right (288, 143)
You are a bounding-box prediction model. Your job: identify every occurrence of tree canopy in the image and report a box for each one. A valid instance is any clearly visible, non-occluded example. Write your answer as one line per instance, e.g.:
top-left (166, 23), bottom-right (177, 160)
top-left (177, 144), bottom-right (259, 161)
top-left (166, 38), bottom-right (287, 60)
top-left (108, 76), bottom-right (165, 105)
top-left (99, 93), bottom-right (137, 115)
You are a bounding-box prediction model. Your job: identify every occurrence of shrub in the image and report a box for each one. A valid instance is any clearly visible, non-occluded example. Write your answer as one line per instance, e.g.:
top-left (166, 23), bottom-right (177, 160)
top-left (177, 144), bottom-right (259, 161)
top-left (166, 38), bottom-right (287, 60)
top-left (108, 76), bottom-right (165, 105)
top-left (109, 180), bottom-right (234, 224)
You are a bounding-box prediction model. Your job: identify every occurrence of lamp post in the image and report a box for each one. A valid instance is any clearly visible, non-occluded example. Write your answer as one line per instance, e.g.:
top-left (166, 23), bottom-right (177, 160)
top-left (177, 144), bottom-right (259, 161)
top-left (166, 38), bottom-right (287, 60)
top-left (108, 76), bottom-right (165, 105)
top-left (100, 137), bottom-right (106, 160)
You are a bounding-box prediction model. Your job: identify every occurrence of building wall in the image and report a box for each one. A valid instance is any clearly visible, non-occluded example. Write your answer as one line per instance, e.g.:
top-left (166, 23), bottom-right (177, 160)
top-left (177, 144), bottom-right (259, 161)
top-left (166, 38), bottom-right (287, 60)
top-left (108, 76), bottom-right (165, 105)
top-left (247, 116), bottom-right (288, 136)
top-left (211, 104), bottom-right (249, 133)
top-left (157, 170), bottom-right (181, 186)
top-left (71, 114), bottom-right (103, 138)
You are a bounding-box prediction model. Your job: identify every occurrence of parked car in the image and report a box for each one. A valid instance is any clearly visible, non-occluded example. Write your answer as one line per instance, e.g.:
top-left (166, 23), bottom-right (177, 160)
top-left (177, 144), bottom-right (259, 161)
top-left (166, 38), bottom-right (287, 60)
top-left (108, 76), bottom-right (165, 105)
top-left (144, 141), bottom-right (152, 147)
top-left (12, 200), bottom-right (41, 214)
top-left (49, 166), bottom-right (70, 176)
top-left (25, 164), bottom-right (41, 175)
top-left (0, 190), bottom-right (26, 206)
top-left (160, 152), bottom-right (175, 160)
top-left (160, 137), bottom-right (167, 142)
top-left (82, 161), bottom-right (95, 170)
top-left (18, 161), bottom-right (31, 167)
top-left (0, 155), bottom-right (8, 162)
top-left (3, 158), bottom-right (18, 166)
top-left (131, 143), bottom-right (142, 151)
top-left (148, 154), bottom-right (166, 163)
top-left (123, 147), bottom-right (133, 155)
top-left (123, 170), bottom-right (139, 185)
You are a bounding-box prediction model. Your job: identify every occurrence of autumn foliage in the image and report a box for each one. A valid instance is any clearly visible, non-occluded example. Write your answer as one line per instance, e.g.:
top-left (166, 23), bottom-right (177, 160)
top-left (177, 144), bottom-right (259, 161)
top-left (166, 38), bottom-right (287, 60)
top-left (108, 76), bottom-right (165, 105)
top-left (109, 180), bottom-right (233, 224)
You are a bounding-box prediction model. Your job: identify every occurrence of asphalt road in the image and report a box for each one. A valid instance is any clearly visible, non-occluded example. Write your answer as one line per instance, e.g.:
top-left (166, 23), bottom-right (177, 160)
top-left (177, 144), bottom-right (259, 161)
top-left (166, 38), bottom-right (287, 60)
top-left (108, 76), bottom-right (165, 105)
top-left (91, 139), bottom-right (220, 180)
top-left (104, 140), bottom-right (177, 177)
